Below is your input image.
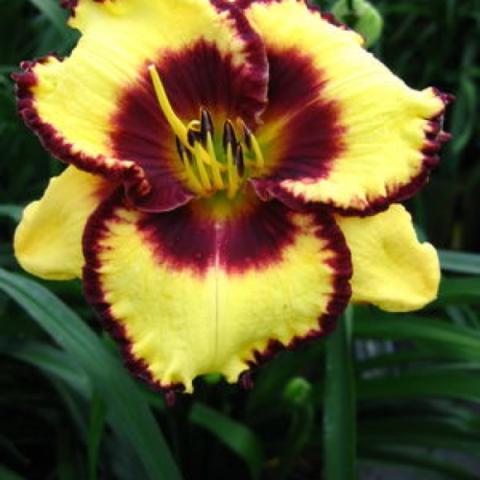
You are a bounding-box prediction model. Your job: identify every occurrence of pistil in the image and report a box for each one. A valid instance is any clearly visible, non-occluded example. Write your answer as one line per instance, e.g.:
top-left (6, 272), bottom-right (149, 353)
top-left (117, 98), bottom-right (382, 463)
top-left (148, 64), bottom-right (265, 199)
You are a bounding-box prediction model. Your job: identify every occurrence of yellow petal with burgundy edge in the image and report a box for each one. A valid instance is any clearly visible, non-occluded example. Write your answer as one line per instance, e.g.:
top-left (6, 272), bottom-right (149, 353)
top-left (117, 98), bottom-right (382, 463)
top-left (242, 0), bottom-right (451, 214)
top-left (14, 166), bottom-right (115, 280)
top-left (14, 0), bottom-right (268, 211)
top-left (83, 190), bottom-right (352, 393)
top-left (336, 204), bottom-right (440, 312)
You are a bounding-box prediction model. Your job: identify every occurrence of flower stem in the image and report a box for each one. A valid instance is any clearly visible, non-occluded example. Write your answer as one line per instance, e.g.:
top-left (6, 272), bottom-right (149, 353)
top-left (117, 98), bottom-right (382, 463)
top-left (323, 306), bottom-right (357, 480)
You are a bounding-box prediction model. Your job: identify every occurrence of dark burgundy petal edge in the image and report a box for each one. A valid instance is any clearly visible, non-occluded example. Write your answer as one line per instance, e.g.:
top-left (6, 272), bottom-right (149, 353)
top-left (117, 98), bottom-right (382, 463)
top-left (82, 190), bottom-right (186, 396)
top-left (82, 190), bottom-right (352, 398)
top-left (239, 206), bottom-right (353, 381)
top-left (253, 89), bottom-right (454, 218)
top-left (60, 0), bottom-right (105, 17)
top-left (210, 0), bottom-right (269, 125)
top-left (12, 55), bottom-right (151, 198)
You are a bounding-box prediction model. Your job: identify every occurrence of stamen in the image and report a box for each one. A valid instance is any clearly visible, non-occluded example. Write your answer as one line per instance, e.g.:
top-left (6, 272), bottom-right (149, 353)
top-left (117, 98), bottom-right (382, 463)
top-left (188, 131), bottom-right (212, 190)
top-left (235, 144), bottom-right (245, 177)
top-left (175, 136), bottom-right (204, 194)
top-left (149, 65), bottom-right (213, 167)
top-left (238, 119), bottom-right (253, 151)
top-left (223, 120), bottom-right (237, 152)
top-left (249, 134), bottom-right (265, 170)
top-left (187, 129), bottom-right (197, 147)
top-left (205, 131), bottom-right (224, 190)
top-left (175, 136), bottom-right (185, 160)
top-left (200, 109), bottom-right (215, 138)
top-left (148, 65), bottom-right (264, 199)
top-left (193, 140), bottom-right (213, 191)
top-left (225, 140), bottom-right (240, 199)
top-left (237, 118), bottom-right (264, 170)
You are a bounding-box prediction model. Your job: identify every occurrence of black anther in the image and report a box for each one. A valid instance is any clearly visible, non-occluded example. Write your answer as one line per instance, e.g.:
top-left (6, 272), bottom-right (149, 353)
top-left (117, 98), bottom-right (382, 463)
top-left (235, 144), bottom-right (245, 177)
top-left (223, 120), bottom-right (237, 152)
top-left (175, 136), bottom-right (186, 160)
top-left (200, 108), bottom-right (214, 139)
top-left (187, 129), bottom-right (196, 147)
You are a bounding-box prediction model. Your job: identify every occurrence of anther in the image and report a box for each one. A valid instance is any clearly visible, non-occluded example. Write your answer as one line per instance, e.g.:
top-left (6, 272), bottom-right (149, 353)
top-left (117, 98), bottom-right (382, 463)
top-left (200, 109), bottom-right (214, 138)
top-left (243, 124), bottom-right (253, 150)
top-left (176, 136), bottom-right (194, 163)
top-left (188, 128), bottom-right (207, 149)
top-left (185, 148), bottom-right (194, 163)
top-left (235, 144), bottom-right (245, 177)
top-left (175, 136), bottom-right (185, 160)
top-left (187, 129), bottom-right (197, 147)
top-left (223, 120), bottom-right (237, 152)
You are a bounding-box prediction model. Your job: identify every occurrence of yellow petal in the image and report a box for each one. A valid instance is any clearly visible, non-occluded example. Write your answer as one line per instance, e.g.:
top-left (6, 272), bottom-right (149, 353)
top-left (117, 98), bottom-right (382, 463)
top-left (14, 166), bottom-right (114, 280)
top-left (14, 0), bottom-right (267, 192)
top-left (336, 204), bottom-right (440, 312)
top-left (243, 0), bottom-right (450, 213)
top-left (83, 191), bottom-right (352, 393)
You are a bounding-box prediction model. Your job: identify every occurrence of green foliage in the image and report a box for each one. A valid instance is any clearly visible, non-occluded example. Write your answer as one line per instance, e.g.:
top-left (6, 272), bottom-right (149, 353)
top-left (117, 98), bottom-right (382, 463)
top-left (0, 0), bottom-right (479, 479)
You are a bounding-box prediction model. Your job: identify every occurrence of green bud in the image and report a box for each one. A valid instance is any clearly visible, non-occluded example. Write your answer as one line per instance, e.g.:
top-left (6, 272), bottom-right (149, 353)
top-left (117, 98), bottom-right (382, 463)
top-left (203, 373), bottom-right (222, 385)
top-left (283, 377), bottom-right (312, 406)
top-left (331, 0), bottom-right (384, 48)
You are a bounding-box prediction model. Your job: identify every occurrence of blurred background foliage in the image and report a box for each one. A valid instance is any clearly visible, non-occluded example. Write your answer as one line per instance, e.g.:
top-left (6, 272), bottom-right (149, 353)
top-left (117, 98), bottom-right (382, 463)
top-left (0, 0), bottom-right (479, 479)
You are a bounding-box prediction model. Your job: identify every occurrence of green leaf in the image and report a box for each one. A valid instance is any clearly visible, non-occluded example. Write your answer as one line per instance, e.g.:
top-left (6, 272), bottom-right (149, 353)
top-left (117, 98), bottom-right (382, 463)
top-left (361, 446), bottom-right (479, 480)
top-left (0, 465), bottom-right (25, 480)
top-left (87, 393), bottom-right (107, 480)
top-left (27, 0), bottom-right (69, 35)
top-left (0, 269), bottom-right (182, 480)
top-left (360, 418), bottom-right (480, 456)
top-left (0, 66), bottom-right (17, 75)
top-left (439, 250), bottom-right (480, 275)
top-left (190, 403), bottom-right (264, 479)
top-left (359, 372), bottom-right (480, 403)
top-left (324, 307), bottom-right (356, 480)
top-left (354, 313), bottom-right (480, 361)
top-left (450, 76), bottom-right (477, 156)
top-left (0, 205), bottom-right (22, 223)
top-left (0, 338), bottom-right (90, 395)
top-left (435, 278), bottom-right (480, 306)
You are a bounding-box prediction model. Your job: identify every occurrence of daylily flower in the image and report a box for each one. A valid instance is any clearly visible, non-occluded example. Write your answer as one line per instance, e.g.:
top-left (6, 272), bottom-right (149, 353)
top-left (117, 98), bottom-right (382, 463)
top-left (13, 0), bottom-right (451, 394)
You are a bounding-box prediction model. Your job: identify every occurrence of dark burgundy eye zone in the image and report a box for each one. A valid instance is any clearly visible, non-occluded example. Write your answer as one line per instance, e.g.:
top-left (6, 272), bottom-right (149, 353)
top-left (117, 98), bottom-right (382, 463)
top-left (258, 47), bottom-right (345, 182)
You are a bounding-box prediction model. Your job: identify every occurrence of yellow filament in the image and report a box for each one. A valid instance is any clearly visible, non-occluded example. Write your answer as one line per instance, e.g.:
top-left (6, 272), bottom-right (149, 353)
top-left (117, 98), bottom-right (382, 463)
top-left (206, 133), bottom-right (225, 189)
top-left (226, 144), bottom-right (239, 199)
top-left (194, 143), bottom-right (212, 191)
top-left (148, 66), bottom-right (265, 198)
top-left (249, 134), bottom-right (265, 170)
top-left (181, 152), bottom-right (205, 194)
top-left (148, 65), bottom-right (213, 167)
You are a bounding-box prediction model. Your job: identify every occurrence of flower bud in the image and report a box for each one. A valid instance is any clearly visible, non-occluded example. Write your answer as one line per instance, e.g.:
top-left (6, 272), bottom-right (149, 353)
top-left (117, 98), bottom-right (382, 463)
top-left (283, 377), bottom-right (312, 407)
top-left (331, 0), bottom-right (384, 47)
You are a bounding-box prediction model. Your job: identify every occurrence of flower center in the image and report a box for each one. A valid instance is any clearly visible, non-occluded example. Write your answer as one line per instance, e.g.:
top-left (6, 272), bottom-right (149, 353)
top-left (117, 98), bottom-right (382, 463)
top-left (148, 65), bottom-right (265, 199)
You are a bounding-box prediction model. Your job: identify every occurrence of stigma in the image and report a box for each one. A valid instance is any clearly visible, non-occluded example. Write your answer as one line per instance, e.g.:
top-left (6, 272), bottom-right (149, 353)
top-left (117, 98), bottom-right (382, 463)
top-left (148, 65), bottom-right (264, 198)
